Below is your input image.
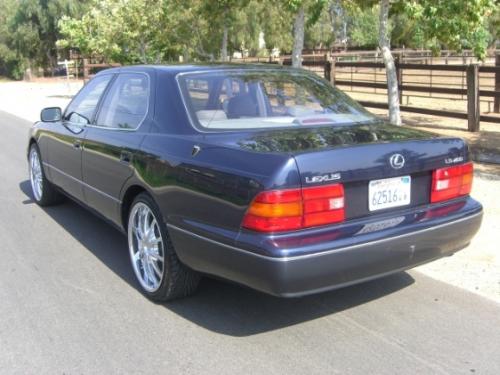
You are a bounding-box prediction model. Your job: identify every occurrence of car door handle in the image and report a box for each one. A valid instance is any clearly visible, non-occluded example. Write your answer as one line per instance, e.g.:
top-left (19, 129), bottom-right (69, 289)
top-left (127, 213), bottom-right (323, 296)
top-left (120, 151), bottom-right (132, 164)
top-left (73, 140), bottom-right (82, 149)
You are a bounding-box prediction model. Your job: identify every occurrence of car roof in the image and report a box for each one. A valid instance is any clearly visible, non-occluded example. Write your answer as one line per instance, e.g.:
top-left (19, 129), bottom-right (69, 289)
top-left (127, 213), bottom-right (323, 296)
top-left (95, 63), bottom-right (297, 77)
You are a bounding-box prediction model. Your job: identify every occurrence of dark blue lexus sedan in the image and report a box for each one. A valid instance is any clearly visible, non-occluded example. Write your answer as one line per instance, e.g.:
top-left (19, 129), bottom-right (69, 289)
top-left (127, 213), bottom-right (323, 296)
top-left (28, 65), bottom-right (483, 301)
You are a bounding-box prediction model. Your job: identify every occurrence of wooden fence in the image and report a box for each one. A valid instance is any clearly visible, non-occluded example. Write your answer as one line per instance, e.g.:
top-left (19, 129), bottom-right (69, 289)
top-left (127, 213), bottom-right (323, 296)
top-left (82, 58), bottom-right (120, 80)
top-left (280, 49), bottom-right (498, 65)
top-left (278, 54), bottom-right (500, 132)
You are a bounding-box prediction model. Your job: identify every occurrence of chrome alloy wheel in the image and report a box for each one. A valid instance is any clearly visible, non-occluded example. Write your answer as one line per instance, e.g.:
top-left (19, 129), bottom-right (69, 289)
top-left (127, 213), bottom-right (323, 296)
top-left (29, 147), bottom-right (43, 201)
top-left (128, 202), bottom-right (165, 292)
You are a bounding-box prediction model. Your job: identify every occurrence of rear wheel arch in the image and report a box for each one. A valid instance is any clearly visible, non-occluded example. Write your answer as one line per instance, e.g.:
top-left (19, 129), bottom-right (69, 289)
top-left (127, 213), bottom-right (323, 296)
top-left (121, 184), bottom-right (148, 230)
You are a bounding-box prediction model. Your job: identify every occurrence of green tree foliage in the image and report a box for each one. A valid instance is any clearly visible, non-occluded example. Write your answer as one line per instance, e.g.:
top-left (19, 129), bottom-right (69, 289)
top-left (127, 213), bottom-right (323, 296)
top-left (232, 1), bottom-right (268, 56)
top-left (305, 6), bottom-right (334, 49)
top-left (390, 12), bottom-right (427, 49)
top-left (486, 3), bottom-right (500, 47)
top-left (199, 0), bottom-right (244, 61)
top-left (0, 0), bottom-right (22, 78)
top-left (58, 0), bottom-right (266, 63)
top-left (348, 5), bottom-right (379, 48)
top-left (321, 0), bottom-right (496, 54)
top-left (0, 0), bottom-right (87, 79)
top-left (258, 2), bottom-right (294, 53)
top-left (1, 0), bottom-right (498, 80)
top-left (58, 0), bottom-right (170, 64)
top-left (14, 0), bottom-right (86, 71)
top-left (395, 0), bottom-right (495, 59)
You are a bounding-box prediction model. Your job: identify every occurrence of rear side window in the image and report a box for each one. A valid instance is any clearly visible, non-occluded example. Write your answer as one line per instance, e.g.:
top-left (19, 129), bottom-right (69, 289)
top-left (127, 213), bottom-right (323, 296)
top-left (64, 74), bottom-right (112, 124)
top-left (96, 73), bottom-right (149, 129)
top-left (185, 79), bottom-right (210, 112)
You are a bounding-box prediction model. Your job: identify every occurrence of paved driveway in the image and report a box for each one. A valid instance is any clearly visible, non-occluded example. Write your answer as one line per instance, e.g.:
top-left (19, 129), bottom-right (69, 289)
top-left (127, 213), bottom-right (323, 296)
top-left (1, 111), bottom-right (499, 374)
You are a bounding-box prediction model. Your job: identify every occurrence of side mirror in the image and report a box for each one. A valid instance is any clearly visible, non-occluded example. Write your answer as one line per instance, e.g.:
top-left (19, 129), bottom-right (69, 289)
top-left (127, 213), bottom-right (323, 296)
top-left (41, 107), bottom-right (62, 122)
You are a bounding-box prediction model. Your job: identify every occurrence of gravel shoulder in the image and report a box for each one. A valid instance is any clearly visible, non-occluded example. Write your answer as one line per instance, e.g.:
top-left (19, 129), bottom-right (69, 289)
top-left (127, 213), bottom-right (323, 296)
top-left (1, 79), bottom-right (499, 304)
top-left (416, 164), bottom-right (500, 303)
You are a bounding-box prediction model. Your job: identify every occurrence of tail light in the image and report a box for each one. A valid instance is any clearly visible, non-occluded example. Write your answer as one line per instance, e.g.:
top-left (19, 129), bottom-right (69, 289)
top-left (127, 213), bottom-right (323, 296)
top-left (242, 184), bottom-right (344, 232)
top-left (431, 162), bottom-right (473, 203)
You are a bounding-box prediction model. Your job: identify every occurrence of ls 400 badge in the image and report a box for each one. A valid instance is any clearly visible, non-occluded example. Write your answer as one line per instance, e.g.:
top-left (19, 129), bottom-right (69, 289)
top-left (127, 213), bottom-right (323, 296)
top-left (305, 173), bottom-right (341, 184)
top-left (445, 156), bottom-right (464, 164)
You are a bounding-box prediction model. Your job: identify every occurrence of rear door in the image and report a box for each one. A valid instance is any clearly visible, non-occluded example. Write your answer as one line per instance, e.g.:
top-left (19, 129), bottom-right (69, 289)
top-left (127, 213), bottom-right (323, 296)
top-left (46, 74), bottom-right (113, 201)
top-left (82, 72), bottom-right (152, 224)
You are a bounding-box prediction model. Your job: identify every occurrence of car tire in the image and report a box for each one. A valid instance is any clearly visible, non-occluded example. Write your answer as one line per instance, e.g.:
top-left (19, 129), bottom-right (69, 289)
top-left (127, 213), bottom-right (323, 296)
top-left (127, 192), bottom-right (200, 301)
top-left (29, 143), bottom-right (63, 206)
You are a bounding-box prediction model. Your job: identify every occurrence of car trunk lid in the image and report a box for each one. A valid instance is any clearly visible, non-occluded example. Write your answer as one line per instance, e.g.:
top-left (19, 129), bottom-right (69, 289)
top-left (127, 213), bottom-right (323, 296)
top-left (287, 125), bottom-right (467, 219)
top-left (210, 122), bottom-right (468, 219)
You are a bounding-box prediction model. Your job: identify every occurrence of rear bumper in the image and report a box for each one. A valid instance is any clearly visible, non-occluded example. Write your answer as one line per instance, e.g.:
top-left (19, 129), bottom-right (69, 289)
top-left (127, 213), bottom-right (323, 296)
top-left (169, 198), bottom-right (483, 297)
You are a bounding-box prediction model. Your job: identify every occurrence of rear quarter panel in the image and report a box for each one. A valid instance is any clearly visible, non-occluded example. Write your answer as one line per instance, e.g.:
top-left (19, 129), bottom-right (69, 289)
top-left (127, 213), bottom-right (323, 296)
top-left (132, 133), bottom-right (300, 243)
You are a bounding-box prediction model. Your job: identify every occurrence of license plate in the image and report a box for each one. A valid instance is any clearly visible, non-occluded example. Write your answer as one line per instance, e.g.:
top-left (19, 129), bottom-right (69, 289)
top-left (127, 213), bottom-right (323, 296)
top-left (368, 176), bottom-right (411, 211)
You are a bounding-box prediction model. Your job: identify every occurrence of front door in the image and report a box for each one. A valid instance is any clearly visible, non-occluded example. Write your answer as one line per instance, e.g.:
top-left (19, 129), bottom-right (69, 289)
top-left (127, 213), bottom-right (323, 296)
top-left (46, 74), bottom-right (113, 201)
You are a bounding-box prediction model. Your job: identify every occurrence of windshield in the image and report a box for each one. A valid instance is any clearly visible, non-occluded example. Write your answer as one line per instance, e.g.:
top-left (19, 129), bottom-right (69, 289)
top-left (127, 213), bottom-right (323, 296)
top-left (177, 69), bottom-right (377, 131)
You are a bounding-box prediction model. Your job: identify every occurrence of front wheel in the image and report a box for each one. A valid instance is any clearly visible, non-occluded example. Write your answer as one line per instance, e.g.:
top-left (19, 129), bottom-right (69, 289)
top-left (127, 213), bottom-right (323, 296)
top-left (29, 144), bottom-right (62, 206)
top-left (127, 193), bottom-right (200, 301)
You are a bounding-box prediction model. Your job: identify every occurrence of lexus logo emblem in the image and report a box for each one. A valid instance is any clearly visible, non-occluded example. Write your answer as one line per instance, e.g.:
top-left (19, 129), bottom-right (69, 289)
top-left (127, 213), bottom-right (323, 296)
top-left (389, 153), bottom-right (405, 169)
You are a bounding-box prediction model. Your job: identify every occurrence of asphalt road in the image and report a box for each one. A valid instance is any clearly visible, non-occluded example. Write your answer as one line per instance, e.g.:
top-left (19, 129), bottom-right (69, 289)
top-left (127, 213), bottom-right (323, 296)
top-left (1, 110), bottom-right (499, 375)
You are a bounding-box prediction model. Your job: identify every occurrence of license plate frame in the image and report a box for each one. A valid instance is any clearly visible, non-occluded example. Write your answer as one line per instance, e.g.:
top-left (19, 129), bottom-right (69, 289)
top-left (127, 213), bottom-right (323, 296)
top-left (368, 176), bottom-right (411, 211)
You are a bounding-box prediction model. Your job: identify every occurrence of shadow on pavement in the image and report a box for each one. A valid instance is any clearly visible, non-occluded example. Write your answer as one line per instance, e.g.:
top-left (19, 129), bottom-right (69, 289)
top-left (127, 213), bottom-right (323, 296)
top-left (20, 179), bottom-right (415, 337)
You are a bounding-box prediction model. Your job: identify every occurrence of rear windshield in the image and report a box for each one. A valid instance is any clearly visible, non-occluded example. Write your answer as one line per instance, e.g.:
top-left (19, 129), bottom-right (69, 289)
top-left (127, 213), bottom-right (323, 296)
top-left (177, 69), bottom-right (376, 131)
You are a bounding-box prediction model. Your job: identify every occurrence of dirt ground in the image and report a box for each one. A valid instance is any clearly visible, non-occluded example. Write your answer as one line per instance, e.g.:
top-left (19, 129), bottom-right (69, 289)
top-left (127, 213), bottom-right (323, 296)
top-left (0, 78), bottom-right (499, 303)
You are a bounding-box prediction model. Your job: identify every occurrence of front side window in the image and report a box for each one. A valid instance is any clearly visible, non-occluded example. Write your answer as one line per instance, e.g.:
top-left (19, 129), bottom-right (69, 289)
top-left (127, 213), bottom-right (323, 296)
top-left (178, 70), bottom-right (375, 131)
top-left (64, 74), bottom-right (113, 124)
top-left (96, 73), bottom-right (149, 129)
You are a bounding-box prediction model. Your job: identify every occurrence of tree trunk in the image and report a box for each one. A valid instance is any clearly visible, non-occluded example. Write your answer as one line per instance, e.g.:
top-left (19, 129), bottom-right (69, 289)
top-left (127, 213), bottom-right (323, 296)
top-left (183, 47), bottom-right (189, 63)
top-left (196, 44), bottom-right (215, 62)
top-left (139, 38), bottom-right (147, 64)
top-left (46, 50), bottom-right (56, 77)
top-left (379, 0), bottom-right (401, 125)
top-left (221, 23), bottom-right (228, 62)
top-left (24, 59), bottom-right (33, 81)
top-left (292, 6), bottom-right (305, 68)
